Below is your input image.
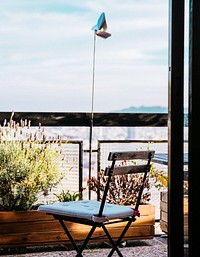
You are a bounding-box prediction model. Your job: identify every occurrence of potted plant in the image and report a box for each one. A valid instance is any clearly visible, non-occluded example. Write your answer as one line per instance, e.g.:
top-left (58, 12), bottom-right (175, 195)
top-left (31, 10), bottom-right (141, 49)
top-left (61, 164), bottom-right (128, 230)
top-left (147, 158), bottom-right (189, 235)
top-left (156, 167), bottom-right (188, 235)
top-left (0, 112), bottom-right (69, 250)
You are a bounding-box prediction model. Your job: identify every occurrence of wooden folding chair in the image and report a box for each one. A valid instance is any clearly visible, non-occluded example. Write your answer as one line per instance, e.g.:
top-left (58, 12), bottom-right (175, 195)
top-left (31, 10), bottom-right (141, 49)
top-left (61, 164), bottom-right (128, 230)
top-left (38, 150), bottom-right (155, 257)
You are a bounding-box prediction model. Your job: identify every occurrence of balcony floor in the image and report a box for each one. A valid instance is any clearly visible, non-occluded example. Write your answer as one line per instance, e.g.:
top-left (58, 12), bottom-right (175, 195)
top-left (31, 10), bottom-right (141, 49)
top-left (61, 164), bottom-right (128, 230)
top-left (0, 223), bottom-right (189, 257)
top-left (0, 235), bottom-right (168, 257)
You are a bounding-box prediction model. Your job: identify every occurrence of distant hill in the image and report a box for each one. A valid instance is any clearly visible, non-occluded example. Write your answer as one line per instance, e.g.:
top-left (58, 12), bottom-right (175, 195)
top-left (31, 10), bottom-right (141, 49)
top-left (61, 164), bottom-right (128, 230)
top-left (113, 106), bottom-right (168, 113)
top-left (114, 106), bottom-right (188, 114)
top-left (113, 106), bottom-right (188, 126)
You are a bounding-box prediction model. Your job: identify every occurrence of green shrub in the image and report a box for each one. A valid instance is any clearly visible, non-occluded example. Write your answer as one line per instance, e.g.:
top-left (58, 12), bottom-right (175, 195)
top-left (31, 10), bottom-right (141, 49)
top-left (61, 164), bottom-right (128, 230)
top-left (54, 189), bottom-right (82, 202)
top-left (0, 113), bottom-right (64, 211)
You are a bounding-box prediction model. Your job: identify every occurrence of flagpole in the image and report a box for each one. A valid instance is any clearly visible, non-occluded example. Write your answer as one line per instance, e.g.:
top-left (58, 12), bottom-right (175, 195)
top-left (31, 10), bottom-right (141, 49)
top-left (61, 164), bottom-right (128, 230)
top-left (88, 12), bottom-right (111, 200)
top-left (89, 30), bottom-right (96, 200)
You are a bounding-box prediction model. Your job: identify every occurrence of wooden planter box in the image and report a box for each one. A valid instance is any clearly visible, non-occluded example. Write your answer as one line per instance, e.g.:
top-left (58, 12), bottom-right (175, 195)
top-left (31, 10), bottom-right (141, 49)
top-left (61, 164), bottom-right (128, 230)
top-left (0, 204), bottom-right (155, 249)
top-left (160, 191), bottom-right (188, 235)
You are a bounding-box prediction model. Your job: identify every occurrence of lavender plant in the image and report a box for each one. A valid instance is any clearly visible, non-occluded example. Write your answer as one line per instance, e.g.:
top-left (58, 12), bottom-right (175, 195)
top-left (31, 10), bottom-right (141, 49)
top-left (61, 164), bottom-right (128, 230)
top-left (0, 112), bottom-right (64, 211)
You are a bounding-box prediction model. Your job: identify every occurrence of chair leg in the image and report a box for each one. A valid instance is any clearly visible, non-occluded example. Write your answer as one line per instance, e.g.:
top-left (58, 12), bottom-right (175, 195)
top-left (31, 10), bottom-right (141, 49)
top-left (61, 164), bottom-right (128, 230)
top-left (102, 225), bottom-right (123, 257)
top-left (78, 225), bottom-right (97, 253)
top-left (58, 219), bottom-right (97, 256)
top-left (102, 219), bottom-right (133, 257)
top-left (59, 219), bottom-right (83, 256)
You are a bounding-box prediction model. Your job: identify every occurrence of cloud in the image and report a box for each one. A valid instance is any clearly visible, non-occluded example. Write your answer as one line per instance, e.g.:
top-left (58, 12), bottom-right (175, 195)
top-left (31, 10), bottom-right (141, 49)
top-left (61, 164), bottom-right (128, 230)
top-left (0, 0), bottom-right (170, 112)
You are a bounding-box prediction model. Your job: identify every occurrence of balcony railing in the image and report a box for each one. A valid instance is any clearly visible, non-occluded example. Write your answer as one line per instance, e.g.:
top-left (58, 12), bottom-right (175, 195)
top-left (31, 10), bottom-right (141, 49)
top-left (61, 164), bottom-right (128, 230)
top-left (1, 111), bottom-right (189, 201)
top-left (0, 112), bottom-right (168, 127)
top-left (0, 112), bottom-right (171, 200)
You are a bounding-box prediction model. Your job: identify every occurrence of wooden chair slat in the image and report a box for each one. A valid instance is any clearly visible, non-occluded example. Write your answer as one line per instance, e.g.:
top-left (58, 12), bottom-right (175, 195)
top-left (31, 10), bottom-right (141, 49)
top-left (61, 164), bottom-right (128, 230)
top-left (108, 150), bottom-right (155, 161)
top-left (105, 165), bottom-right (149, 176)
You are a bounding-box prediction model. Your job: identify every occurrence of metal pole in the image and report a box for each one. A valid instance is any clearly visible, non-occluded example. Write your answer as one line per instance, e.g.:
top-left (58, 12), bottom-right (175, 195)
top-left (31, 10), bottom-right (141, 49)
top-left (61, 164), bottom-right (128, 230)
top-left (168, 0), bottom-right (184, 256)
top-left (89, 30), bottom-right (96, 200)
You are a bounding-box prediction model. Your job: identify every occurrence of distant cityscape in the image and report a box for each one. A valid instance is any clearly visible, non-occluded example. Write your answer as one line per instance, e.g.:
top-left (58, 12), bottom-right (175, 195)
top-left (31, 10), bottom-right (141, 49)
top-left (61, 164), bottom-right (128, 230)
top-left (43, 105), bottom-right (188, 145)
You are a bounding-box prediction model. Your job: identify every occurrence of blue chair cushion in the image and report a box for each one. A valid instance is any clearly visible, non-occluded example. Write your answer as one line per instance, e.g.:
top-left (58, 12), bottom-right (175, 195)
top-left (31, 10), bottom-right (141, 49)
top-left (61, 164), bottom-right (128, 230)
top-left (38, 200), bottom-right (134, 222)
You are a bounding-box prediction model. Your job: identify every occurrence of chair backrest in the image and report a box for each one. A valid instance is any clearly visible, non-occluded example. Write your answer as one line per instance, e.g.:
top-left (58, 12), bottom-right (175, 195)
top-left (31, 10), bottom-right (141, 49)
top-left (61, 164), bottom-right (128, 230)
top-left (98, 150), bottom-right (155, 217)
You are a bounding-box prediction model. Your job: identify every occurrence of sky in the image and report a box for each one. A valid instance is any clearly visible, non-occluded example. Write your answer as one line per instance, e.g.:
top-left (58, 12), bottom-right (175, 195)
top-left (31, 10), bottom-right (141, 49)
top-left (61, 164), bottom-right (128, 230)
top-left (0, 1), bottom-right (175, 113)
